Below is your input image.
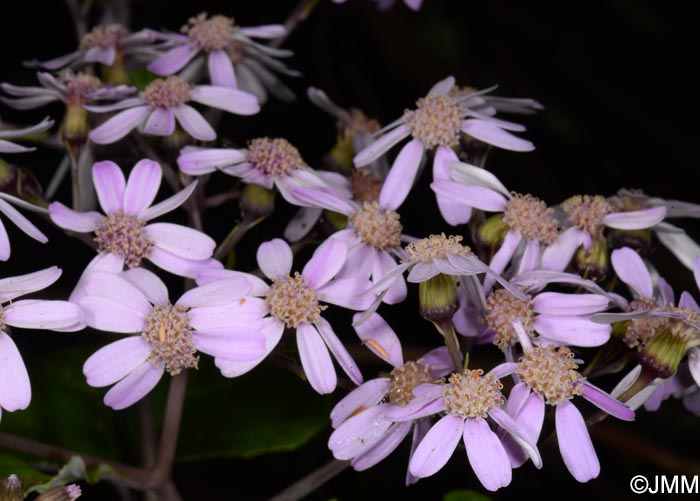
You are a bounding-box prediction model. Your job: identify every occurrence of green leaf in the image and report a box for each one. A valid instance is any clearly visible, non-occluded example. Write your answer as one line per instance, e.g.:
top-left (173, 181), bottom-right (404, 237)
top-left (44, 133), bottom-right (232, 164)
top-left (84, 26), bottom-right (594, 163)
top-left (25, 456), bottom-right (116, 495)
top-left (177, 361), bottom-right (333, 460)
top-left (442, 489), bottom-right (491, 501)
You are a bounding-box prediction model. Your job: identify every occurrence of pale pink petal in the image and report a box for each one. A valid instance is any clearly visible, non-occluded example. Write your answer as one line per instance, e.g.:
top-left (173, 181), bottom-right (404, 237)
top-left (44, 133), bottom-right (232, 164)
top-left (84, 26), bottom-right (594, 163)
top-left (147, 247), bottom-right (222, 279)
top-left (239, 25), bottom-right (287, 38)
top-left (384, 388), bottom-right (445, 421)
top-left (317, 278), bottom-right (374, 310)
top-left (48, 201), bottom-right (101, 232)
top-left (541, 227), bottom-right (587, 271)
top-left (172, 105), bottom-right (216, 141)
top-left (84, 98), bottom-right (146, 113)
top-left (611, 247), bottom-right (653, 298)
top-left (196, 269), bottom-right (269, 296)
top-left (302, 238), bottom-right (348, 289)
top-left (80, 272), bottom-right (152, 314)
top-left (518, 239), bottom-right (540, 274)
top-left (315, 317), bottom-right (362, 385)
top-left (297, 323), bottom-right (336, 394)
top-left (93, 160), bottom-right (126, 213)
top-left (208, 50), bottom-right (236, 87)
top-left (139, 181), bottom-right (197, 221)
top-left (83, 337), bottom-right (152, 387)
top-left (449, 162), bottom-right (511, 197)
top-left (406, 262), bottom-right (439, 282)
top-left (352, 421), bottom-right (412, 471)
top-left (328, 404), bottom-right (392, 460)
top-left (354, 124), bottom-right (410, 167)
top-left (147, 44), bottom-right (199, 75)
top-left (0, 333), bottom-right (31, 411)
top-left (176, 147), bottom-right (247, 175)
top-left (430, 180), bottom-right (508, 212)
top-left (284, 207), bottom-right (323, 242)
top-left (462, 119), bottom-right (534, 152)
top-left (336, 243), bottom-right (375, 280)
top-left (353, 312), bottom-right (403, 367)
top-left (0, 199), bottom-right (46, 244)
top-left (488, 407), bottom-right (542, 468)
top-left (427, 76), bottom-right (455, 97)
top-left (89, 106), bottom-right (150, 144)
top-left (602, 206), bottom-right (666, 230)
top-left (122, 159), bottom-right (162, 215)
top-left (463, 418), bottom-right (513, 491)
top-left (188, 299), bottom-right (266, 330)
top-left (409, 414), bottom-right (464, 478)
top-left (534, 315), bottom-right (610, 346)
top-left (483, 231), bottom-right (522, 292)
top-left (556, 401), bottom-right (600, 482)
top-left (257, 238), bottom-right (293, 279)
top-left (433, 146), bottom-right (472, 226)
top-left (532, 292), bottom-right (609, 316)
top-left (189, 86), bottom-right (260, 115)
top-left (0, 266), bottom-right (62, 301)
top-left (121, 268), bottom-right (169, 305)
top-left (292, 187), bottom-right (356, 215)
top-left (78, 296), bottom-right (147, 333)
top-left (330, 378), bottom-right (391, 427)
top-left (4, 300), bottom-right (80, 329)
top-left (176, 277), bottom-right (250, 307)
top-left (193, 329), bottom-right (265, 360)
top-left (379, 139), bottom-right (425, 210)
top-left (504, 391), bottom-right (545, 468)
top-left (84, 46), bottom-right (116, 65)
top-left (373, 251), bottom-right (407, 304)
top-left (406, 418), bottom-right (430, 485)
top-left (215, 318), bottom-right (284, 377)
top-left (143, 107), bottom-right (175, 136)
top-left (146, 223), bottom-right (215, 260)
top-left (103, 362), bottom-right (164, 410)
top-left (581, 382), bottom-right (635, 421)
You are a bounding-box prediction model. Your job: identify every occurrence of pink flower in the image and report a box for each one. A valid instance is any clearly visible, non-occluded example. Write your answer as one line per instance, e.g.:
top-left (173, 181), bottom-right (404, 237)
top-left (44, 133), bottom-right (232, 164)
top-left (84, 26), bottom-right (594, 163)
top-left (0, 116), bottom-right (53, 153)
top-left (0, 267), bottom-right (82, 422)
top-left (201, 238), bottom-right (374, 394)
top-left (386, 363), bottom-right (541, 491)
top-left (148, 13), bottom-right (296, 103)
top-left (354, 76), bottom-right (534, 225)
top-left (177, 138), bottom-right (347, 207)
top-left (328, 313), bottom-right (452, 484)
top-left (28, 24), bottom-right (159, 69)
top-left (491, 325), bottom-right (634, 482)
top-left (87, 76), bottom-right (259, 144)
top-left (80, 269), bottom-right (265, 409)
top-left (49, 159), bottom-right (221, 278)
top-left (1, 71), bottom-right (134, 110)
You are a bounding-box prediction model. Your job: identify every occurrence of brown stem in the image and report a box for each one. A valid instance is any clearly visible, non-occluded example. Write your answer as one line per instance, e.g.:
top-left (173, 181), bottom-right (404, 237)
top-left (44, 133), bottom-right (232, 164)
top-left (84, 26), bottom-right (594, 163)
top-left (151, 372), bottom-right (188, 485)
top-left (213, 216), bottom-right (265, 261)
top-left (268, 459), bottom-right (349, 501)
top-left (64, 140), bottom-right (81, 210)
top-left (204, 190), bottom-right (240, 209)
top-left (135, 136), bottom-right (179, 192)
top-left (269, 0), bottom-right (320, 48)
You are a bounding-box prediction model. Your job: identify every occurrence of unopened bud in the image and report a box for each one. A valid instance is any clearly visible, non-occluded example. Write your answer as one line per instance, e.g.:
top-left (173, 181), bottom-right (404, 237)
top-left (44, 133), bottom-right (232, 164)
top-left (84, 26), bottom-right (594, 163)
top-left (61, 104), bottom-right (89, 145)
top-left (638, 329), bottom-right (688, 379)
top-left (325, 137), bottom-right (354, 174)
top-left (475, 214), bottom-right (509, 262)
top-left (36, 484), bottom-right (82, 501)
top-left (240, 184), bottom-right (275, 220)
top-left (0, 475), bottom-right (23, 501)
top-left (574, 236), bottom-right (609, 281)
top-left (457, 134), bottom-right (490, 166)
top-left (419, 273), bottom-right (459, 323)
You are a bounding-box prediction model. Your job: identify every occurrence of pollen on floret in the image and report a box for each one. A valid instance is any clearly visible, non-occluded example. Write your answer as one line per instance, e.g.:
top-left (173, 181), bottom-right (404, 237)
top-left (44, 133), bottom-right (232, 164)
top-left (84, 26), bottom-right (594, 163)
top-left (94, 211), bottom-right (153, 268)
top-left (404, 95), bottom-right (463, 149)
top-left (625, 298), bottom-right (668, 348)
top-left (405, 233), bottom-right (472, 263)
top-left (561, 194), bottom-right (612, 236)
top-left (142, 304), bottom-right (198, 375)
top-left (349, 202), bottom-right (402, 250)
top-left (484, 289), bottom-right (534, 351)
top-left (247, 137), bottom-right (305, 177)
top-left (341, 108), bottom-right (380, 138)
top-left (387, 361), bottom-right (434, 407)
top-left (58, 71), bottom-right (103, 106)
top-left (141, 77), bottom-right (191, 109)
top-left (442, 369), bottom-right (504, 419)
top-left (265, 272), bottom-right (326, 328)
top-left (665, 306), bottom-right (700, 342)
top-left (516, 345), bottom-right (583, 405)
top-left (447, 85), bottom-right (478, 100)
top-left (182, 12), bottom-right (233, 52)
top-left (349, 170), bottom-right (382, 203)
top-left (503, 193), bottom-right (559, 244)
top-left (81, 24), bottom-right (128, 49)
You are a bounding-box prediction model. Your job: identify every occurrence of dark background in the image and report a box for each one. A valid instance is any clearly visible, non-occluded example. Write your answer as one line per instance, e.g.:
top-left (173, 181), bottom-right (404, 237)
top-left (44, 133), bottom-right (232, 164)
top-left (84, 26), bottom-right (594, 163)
top-left (1, 1), bottom-right (698, 499)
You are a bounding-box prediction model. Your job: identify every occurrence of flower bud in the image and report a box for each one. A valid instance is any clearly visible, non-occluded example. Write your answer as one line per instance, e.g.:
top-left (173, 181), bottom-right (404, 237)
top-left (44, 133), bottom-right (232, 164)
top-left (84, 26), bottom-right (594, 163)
top-left (325, 137), bottom-right (354, 174)
top-left (607, 228), bottom-right (653, 257)
top-left (240, 184), bottom-right (275, 220)
top-left (574, 236), bottom-right (609, 281)
top-left (0, 475), bottom-right (23, 501)
top-left (419, 273), bottom-right (459, 323)
top-left (35, 484), bottom-right (82, 501)
top-left (638, 329), bottom-right (688, 379)
top-left (475, 214), bottom-right (509, 262)
top-left (61, 105), bottom-right (90, 145)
